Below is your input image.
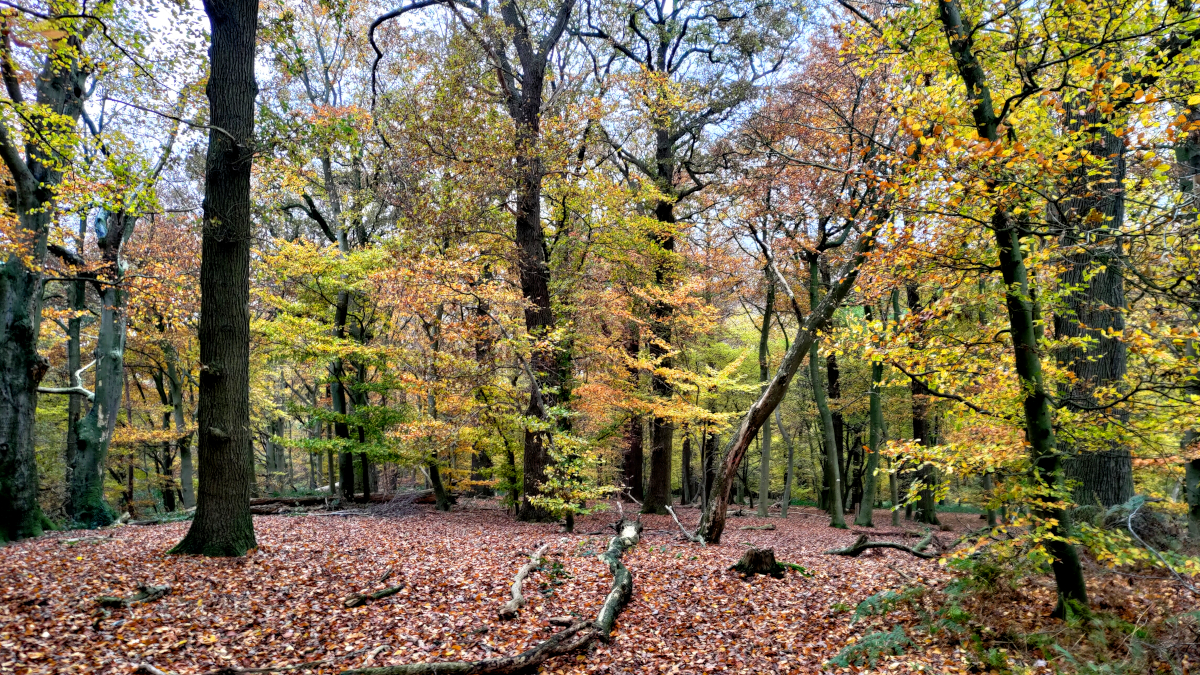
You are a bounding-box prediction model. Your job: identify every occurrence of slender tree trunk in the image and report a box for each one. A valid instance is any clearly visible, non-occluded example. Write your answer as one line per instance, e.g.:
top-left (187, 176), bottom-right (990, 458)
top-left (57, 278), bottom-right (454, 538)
top-left (938, 0), bottom-right (1086, 615)
top-left (777, 408), bottom-right (795, 518)
top-left (809, 260), bottom-right (846, 528)
top-left (622, 325), bottom-right (644, 501)
top-left (696, 230), bottom-right (874, 543)
top-left (166, 356), bottom-right (195, 508)
top-left (71, 210), bottom-right (135, 528)
top-left (171, 0), bottom-right (259, 556)
top-left (64, 236), bottom-right (85, 520)
top-left (855, 357), bottom-right (884, 527)
top-left (889, 457), bottom-right (901, 526)
top-left (680, 426), bottom-right (692, 504)
top-left (757, 275), bottom-right (775, 517)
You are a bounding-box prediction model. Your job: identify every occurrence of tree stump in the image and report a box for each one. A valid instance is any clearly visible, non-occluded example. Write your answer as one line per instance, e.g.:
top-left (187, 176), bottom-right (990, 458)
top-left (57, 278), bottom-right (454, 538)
top-left (730, 547), bottom-right (784, 579)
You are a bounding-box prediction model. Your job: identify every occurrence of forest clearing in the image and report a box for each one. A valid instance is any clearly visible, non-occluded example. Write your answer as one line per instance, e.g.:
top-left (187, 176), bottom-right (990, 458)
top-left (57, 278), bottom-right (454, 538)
top-left (2, 0), bottom-right (1200, 672)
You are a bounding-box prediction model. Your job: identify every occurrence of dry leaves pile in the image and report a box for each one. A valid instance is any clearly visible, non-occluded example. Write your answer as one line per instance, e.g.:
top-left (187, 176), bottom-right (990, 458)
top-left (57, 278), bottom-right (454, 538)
top-left (0, 502), bottom-right (1142, 674)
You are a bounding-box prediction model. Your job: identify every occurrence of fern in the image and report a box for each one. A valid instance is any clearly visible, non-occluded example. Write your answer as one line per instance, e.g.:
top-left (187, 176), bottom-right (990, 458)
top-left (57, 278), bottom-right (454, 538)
top-left (827, 626), bottom-right (912, 668)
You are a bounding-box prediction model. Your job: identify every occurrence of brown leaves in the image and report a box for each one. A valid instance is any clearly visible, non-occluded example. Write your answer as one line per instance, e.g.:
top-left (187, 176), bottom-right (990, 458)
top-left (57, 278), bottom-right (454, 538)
top-left (0, 504), bottom-right (994, 674)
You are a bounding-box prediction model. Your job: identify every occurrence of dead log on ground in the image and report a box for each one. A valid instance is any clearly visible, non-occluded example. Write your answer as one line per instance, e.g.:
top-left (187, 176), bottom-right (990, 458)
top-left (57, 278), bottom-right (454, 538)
top-left (730, 547), bottom-right (785, 578)
top-left (498, 543), bottom-right (550, 619)
top-left (824, 532), bottom-right (937, 559)
top-left (738, 524), bottom-right (776, 531)
top-left (96, 584), bottom-right (170, 608)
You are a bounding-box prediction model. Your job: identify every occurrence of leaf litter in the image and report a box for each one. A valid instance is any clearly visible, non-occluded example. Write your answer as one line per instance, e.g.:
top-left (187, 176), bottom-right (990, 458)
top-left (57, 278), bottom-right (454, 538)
top-left (0, 502), bottom-right (1077, 674)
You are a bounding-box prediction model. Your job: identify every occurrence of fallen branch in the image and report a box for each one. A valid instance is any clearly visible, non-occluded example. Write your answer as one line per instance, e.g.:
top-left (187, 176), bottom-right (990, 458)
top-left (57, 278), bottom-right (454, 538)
top-left (664, 505), bottom-right (705, 545)
top-left (96, 583), bottom-right (170, 608)
top-left (823, 532), bottom-right (937, 559)
top-left (738, 524), bottom-right (776, 531)
top-left (344, 584), bottom-right (406, 609)
top-left (344, 519), bottom-right (644, 675)
top-left (498, 543), bottom-right (550, 619)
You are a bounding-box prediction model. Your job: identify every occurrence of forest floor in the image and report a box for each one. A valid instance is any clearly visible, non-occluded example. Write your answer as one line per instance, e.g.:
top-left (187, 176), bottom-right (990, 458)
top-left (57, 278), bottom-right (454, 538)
top-left (1, 500), bottom-right (1190, 674)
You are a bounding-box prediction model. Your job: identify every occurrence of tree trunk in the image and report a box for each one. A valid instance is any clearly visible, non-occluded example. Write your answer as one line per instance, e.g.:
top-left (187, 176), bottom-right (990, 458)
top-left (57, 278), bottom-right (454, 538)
top-left (64, 239), bottom-right (85, 520)
top-left (983, 471), bottom-right (998, 528)
top-left (1054, 102), bottom-right (1132, 509)
top-left (702, 427), bottom-right (717, 506)
top-left (809, 260), bottom-right (846, 528)
top-left (855, 357), bottom-right (884, 527)
top-left (889, 457), bottom-right (901, 526)
top-left (777, 408), bottom-right (795, 518)
top-left (757, 275), bottom-right (775, 517)
top-left (936, 0), bottom-right (1086, 615)
top-left (71, 210), bottom-right (134, 528)
top-left (0, 28), bottom-right (90, 543)
top-left (696, 229), bottom-right (875, 544)
top-left (905, 285), bottom-right (940, 526)
top-left (171, 0), bottom-right (260, 557)
top-left (622, 326), bottom-right (644, 502)
top-left (166, 356), bottom-right (195, 509)
top-left (680, 426), bottom-right (693, 504)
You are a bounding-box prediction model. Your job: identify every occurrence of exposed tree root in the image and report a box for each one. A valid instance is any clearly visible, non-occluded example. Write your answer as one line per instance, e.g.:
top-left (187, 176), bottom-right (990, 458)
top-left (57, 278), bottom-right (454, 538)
top-left (96, 583), bottom-right (170, 608)
top-left (498, 543), bottom-right (549, 619)
top-left (823, 532), bottom-right (937, 559)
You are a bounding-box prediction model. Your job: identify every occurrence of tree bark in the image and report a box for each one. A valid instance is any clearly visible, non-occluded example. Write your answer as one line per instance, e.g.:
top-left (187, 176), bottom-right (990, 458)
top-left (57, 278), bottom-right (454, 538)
top-left (855, 354), bottom-right (884, 527)
top-left (166, 354), bottom-right (195, 509)
top-left (69, 210), bottom-right (134, 527)
top-left (1054, 107), bottom-right (1132, 508)
top-left (171, 0), bottom-right (259, 556)
top-left (777, 408), bottom-right (795, 518)
top-left (905, 285), bottom-right (940, 526)
top-left (622, 325), bottom-right (644, 502)
top-left (809, 260), bottom-right (846, 528)
top-left (0, 24), bottom-right (90, 542)
top-left (938, 0), bottom-right (1087, 616)
top-left (757, 275), bottom-right (775, 517)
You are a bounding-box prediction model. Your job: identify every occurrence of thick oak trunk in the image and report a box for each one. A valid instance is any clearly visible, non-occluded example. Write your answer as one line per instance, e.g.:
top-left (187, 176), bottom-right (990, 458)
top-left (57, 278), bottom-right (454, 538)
top-left (171, 0), bottom-right (259, 557)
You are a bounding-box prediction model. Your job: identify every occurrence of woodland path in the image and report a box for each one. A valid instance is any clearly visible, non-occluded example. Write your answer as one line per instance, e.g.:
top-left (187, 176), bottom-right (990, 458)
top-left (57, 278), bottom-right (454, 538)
top-left (2, 502), bottom-right (1008, 674)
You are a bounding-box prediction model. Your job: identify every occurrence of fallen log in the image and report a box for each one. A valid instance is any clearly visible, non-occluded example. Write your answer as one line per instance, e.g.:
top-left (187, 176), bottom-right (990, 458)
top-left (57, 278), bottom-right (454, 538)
top-left (96, 584), bottom-right (170, 608)
top-left (498, 543), bottom-right (549, 620)
top-left (824, 532), bottom-right (937, 559)
top-left (738, 524), bottom-right (776, 531)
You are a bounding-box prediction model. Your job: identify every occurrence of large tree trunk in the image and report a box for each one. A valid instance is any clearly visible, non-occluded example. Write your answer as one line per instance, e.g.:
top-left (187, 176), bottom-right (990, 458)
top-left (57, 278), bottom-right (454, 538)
top-left (171, 0), bottom-right (260, 557)
top-left (757, 275), bottom-right (775, 517)
top-left (63, 234), bottom-right (86, 520)
top-left (696, 229), bottom-right (875, 544)
top-left (1054, 113), bottom-right (1132, 508)
top-left (0, 28), bottom-right (90, 543)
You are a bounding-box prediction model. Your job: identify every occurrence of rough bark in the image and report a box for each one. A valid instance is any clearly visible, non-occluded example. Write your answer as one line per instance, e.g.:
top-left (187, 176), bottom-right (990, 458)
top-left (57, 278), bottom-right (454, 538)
top-left (170, 0), bottom-right (260, 557)
top-left (0, 24), bottom-right (90, 543)
top-left (730, 547), bottom-right (784, 578)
